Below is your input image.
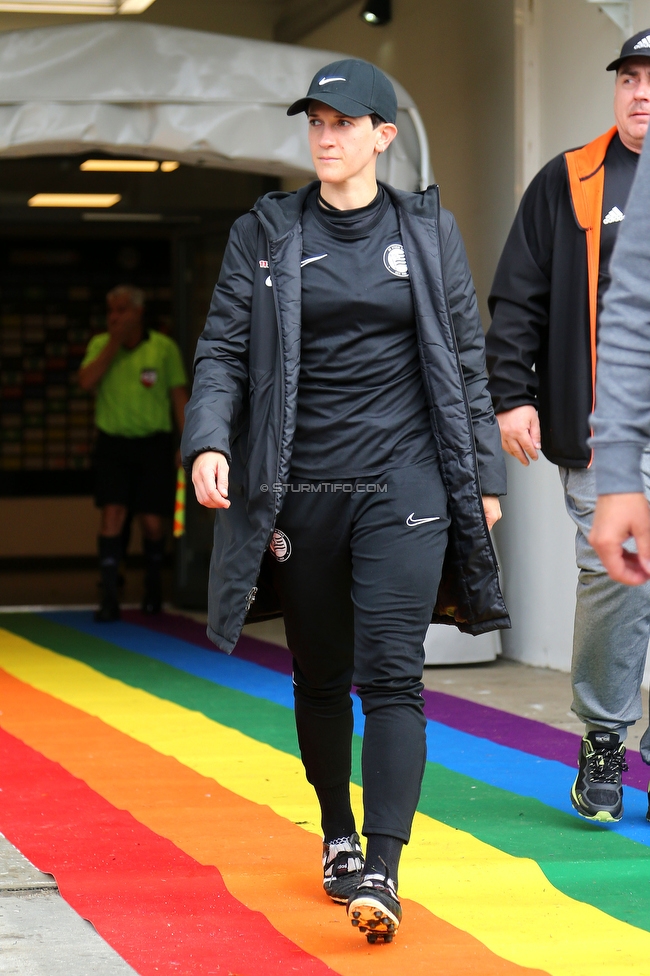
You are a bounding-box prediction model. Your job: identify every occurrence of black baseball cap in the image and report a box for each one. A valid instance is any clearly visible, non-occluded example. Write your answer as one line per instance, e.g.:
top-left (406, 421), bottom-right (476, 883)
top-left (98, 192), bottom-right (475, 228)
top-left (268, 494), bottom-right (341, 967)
top-left (607, 28), bottom-right (650, 71)
top-left (287, 58), bottom-right (397, 124)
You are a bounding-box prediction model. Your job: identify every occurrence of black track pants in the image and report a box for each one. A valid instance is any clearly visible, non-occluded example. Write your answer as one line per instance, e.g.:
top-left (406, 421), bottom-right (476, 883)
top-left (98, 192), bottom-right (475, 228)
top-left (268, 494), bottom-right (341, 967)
top-left (270, 458), bottom-right (449, 842)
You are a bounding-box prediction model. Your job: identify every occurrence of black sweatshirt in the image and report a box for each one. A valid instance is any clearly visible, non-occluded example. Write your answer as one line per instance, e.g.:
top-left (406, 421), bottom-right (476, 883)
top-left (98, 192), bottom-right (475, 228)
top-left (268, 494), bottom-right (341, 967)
top-left (290, 186), bottom-right (436, 479)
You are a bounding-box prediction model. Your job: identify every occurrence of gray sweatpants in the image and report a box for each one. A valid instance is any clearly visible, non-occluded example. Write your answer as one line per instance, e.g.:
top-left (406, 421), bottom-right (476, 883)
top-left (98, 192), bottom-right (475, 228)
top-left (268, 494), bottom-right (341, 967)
top-left (560, 451), bottom-right (650, 764)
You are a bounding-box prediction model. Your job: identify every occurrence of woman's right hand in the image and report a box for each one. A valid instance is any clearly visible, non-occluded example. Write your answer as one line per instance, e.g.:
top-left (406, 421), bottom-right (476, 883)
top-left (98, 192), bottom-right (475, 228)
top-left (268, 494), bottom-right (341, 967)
top-left (192, 451), bottom-right (231, 509)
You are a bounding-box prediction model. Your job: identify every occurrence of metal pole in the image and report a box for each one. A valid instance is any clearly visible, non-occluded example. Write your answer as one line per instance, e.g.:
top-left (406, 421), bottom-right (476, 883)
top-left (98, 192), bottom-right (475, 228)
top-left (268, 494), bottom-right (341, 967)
top-left (407, 106), bottom-right (433, 191)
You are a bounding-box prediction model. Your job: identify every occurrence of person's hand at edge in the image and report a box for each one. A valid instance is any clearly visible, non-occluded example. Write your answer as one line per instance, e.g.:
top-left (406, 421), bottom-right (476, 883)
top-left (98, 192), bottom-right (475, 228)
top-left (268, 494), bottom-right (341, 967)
top-left (496, 405), bottom-right (541, 465)
top-left (590, 492), bottom-right (650, 585)
top-left (192, 451), bottom-right (230, 509)
top-left (482, 495), bottom-right (502, 532)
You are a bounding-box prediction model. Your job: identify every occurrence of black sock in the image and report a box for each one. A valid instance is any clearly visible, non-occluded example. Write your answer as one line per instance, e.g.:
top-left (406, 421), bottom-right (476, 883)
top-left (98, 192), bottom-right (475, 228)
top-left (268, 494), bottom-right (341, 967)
top-left (98, 534), bottom-right (122, 603)
top-left (315, 781), bottom-right (356, 842)
top-left (364, 835), bottom-right (403, 889)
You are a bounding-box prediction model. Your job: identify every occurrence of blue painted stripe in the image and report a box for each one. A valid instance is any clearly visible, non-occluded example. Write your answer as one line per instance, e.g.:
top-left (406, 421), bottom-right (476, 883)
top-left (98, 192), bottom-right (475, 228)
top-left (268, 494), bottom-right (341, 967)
top-left (44, 611), bottom-right (297, 708)
top-left (42, 610), bottom-right (650, 845)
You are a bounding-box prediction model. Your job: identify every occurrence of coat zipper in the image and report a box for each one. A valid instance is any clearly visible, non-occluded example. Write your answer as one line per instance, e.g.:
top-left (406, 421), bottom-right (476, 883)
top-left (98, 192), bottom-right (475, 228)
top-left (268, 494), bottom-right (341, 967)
top-left (270, 255), bottom-right (287, 517)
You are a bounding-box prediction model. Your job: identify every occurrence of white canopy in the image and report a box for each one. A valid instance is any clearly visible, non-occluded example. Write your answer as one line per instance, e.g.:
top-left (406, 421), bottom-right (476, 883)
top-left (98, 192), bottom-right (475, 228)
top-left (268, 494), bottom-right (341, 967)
top-left (0, 22), bottom-right (431, 191)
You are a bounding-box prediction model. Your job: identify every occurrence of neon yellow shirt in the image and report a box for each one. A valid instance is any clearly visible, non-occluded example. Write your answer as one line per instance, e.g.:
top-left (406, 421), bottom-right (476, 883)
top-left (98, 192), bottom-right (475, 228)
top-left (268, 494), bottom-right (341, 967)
top-left (81, 330), bottom-right (187, 438)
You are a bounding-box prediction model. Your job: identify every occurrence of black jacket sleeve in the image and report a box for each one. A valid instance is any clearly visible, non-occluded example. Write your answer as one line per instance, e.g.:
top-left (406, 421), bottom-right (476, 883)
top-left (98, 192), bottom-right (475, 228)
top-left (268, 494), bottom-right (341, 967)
top-left (440, 209), bottom-right (507, 496)
top-left (181, 214), bottom-right (258, 471)
top-left (485, 156), bottom-right (563, 415)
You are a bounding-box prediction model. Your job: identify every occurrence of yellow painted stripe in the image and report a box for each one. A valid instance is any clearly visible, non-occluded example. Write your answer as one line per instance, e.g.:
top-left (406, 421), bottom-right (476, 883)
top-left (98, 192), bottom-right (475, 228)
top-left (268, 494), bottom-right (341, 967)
top-left (0, 628), bottom-right (646, 976)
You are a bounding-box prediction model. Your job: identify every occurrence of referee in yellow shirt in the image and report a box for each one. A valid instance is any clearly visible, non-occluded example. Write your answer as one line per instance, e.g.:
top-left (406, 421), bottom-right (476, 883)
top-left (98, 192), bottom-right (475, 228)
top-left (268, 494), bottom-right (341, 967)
top-left (79, 285), bottom-right (188, 622)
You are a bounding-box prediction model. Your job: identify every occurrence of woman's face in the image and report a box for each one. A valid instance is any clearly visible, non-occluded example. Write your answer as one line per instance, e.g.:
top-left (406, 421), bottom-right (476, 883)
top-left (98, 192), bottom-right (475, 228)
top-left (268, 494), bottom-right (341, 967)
top-left (307, 100), bottom-right (397, 185)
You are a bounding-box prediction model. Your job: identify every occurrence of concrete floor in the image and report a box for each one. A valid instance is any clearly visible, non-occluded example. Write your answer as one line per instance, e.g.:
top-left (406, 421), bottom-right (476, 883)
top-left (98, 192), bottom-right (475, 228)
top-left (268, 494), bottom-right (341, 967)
top-left (0, 834), bottom-right (136, 976)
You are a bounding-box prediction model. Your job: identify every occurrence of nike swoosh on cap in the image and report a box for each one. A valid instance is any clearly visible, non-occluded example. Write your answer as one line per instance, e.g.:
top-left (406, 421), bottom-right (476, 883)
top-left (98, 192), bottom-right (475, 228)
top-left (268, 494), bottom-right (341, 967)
top-left (301, 254), bottom-right (328, 267)
top-left (319, 77), bottom-right (346, 85)
top-left (405, 513), bottom-right (441, 526)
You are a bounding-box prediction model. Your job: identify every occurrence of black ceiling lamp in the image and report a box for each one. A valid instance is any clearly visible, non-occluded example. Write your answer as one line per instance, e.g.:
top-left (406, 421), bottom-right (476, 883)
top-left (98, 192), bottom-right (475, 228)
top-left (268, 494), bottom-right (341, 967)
top-left (360, 0), bottom-right (392, 26)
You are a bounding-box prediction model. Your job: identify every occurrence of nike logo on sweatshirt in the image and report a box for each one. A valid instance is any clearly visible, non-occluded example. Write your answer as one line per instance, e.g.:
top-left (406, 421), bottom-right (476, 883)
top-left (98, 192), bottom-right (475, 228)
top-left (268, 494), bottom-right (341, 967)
top-left (405, 513), bottom-right (441, 526)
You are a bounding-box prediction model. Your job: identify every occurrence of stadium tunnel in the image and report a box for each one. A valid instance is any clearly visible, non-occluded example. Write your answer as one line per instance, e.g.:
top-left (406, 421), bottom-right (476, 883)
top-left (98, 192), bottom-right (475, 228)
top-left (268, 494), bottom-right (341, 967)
top-left (0, 21), bottom-right (498, 661)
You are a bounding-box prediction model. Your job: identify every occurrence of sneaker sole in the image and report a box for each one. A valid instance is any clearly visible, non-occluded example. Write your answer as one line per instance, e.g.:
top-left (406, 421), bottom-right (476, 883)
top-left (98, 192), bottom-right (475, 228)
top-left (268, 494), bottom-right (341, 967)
top-left (570, 783), bottom-right (622, 823)
top-left (348, 894), bottom-right (400, 944)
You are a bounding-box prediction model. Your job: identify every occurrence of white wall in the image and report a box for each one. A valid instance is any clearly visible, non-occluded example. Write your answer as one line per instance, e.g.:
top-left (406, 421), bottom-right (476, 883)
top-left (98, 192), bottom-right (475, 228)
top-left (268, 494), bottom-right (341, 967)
top-left (540, 0), bottom-right (622, 160)
top-left (494, 457), bottom-right (577, 669)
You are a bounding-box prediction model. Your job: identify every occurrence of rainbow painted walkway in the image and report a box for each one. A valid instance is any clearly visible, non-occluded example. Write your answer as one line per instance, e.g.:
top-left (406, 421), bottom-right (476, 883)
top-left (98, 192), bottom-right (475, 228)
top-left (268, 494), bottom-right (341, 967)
top-left (1, 610), bottom-right (650, 975)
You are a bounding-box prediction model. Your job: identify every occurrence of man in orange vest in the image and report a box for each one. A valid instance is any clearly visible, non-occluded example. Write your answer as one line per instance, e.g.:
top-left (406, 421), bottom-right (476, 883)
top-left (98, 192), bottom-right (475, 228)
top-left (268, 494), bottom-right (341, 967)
top-left (486, 30), bottom-right (650, 823)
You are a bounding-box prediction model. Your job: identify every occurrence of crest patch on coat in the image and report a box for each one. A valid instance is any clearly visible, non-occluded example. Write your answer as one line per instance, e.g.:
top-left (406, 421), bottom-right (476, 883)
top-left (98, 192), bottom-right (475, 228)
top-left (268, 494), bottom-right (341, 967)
top-left (383, 243), bottom-right (409, 278)
top-left (269, 529), bottom-right (291, 562)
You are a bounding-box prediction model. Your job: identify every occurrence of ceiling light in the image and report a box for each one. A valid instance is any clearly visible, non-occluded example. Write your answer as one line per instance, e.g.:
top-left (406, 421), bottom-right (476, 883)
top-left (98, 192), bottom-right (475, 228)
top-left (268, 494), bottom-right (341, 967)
top-left (83, 212), bottom-right (163, 222)
top-left (160, 161), bottom-right (180, 172)
top-left (118, 0), bottom-right (156, 10)
top-left (81, 159), bottom-right (159, 172)
top-left (29, 194), bottom-right (121, 208)
top-left (360, 0), bottom-right (391, 25)
top-left (0, 0), bottom-right (156, 13)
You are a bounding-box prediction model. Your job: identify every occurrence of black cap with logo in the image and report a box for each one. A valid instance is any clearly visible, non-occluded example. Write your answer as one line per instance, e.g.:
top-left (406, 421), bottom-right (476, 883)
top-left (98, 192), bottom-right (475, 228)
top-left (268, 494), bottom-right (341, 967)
top-left (287, 58), bottom-right (397, 124)
top-left (607, 27), bottom-right (650, 71)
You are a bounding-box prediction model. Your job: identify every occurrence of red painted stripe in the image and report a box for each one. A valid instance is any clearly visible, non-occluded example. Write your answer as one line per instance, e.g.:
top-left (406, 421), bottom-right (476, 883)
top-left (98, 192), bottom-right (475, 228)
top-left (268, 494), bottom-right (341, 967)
top-left (0, 726), bottom-right (338, 976)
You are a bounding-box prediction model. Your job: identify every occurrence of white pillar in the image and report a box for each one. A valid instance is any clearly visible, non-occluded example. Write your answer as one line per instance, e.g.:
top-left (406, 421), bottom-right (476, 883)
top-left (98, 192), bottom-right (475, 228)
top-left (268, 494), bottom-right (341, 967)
top-left (494, 455), bottom-right (577, 670)
top-left (514, 0), bottom-right (541, 200)
top-left (491, 0), bottom-right (576, 673)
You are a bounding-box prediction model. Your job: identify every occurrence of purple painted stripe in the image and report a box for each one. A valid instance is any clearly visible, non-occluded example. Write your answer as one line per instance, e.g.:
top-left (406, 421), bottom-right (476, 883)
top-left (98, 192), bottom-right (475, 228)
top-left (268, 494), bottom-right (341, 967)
top-left (121, 610), bottom-right (293, 674)
top-left (122, 610), bottom-right (649, 790)
top-left (423, 689), bottom-right (650, 790)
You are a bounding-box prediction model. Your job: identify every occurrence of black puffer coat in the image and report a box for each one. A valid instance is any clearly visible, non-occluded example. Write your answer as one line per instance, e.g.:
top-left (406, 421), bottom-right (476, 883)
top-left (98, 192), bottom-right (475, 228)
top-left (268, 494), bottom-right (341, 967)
top-left (182, 182), bottom-right (509, 652)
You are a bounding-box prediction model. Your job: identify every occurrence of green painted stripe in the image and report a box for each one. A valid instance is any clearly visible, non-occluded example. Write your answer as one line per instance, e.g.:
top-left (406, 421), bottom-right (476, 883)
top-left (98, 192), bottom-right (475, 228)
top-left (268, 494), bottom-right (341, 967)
top-left (419, 766), bottom-right (650, 931)
top-left (1, 612), bottom-right (302, 758)
top-left (4, 612), bottom-right (650, 931)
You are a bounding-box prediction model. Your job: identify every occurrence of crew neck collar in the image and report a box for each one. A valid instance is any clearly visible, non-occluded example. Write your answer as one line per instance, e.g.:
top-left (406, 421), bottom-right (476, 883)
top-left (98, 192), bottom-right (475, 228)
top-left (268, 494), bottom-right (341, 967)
top-left (308, 185), bottom-right (389, 239)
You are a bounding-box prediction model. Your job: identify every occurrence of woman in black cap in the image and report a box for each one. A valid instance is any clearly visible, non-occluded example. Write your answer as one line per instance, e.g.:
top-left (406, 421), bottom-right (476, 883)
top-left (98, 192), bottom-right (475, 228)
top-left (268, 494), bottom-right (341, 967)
top-left (183, 58), bottom-right (508, 944)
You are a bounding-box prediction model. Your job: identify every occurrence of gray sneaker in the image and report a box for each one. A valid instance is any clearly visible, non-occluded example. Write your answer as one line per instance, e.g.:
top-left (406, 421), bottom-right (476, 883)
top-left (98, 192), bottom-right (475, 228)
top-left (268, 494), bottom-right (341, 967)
top-left (322, 833), bottom-right (364, 904)
top-left (571, 731), bottom-right (627, 823)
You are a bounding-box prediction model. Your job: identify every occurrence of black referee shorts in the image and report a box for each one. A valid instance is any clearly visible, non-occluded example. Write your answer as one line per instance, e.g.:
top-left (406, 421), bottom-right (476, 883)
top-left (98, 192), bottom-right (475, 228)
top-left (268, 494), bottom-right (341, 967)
top-left (94, 431), bottom-right (175, 516)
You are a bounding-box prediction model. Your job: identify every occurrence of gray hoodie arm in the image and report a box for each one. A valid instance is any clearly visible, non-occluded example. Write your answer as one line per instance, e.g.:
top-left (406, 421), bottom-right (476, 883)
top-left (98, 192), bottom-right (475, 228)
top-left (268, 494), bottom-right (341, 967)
top-left (591, 141), bottom-right (650, 494)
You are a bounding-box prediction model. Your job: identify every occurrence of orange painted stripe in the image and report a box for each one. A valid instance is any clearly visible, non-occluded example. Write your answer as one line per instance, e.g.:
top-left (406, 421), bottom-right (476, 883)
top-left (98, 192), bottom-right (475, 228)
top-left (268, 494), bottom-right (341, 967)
top-left (0, 668), bottom-right (550, 976)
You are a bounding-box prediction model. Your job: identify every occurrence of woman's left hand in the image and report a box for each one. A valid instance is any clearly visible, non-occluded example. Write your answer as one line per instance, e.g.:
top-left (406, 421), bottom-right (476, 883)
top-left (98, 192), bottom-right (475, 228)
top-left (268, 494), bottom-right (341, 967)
top-left (482, 495), bottom-right (502, 531)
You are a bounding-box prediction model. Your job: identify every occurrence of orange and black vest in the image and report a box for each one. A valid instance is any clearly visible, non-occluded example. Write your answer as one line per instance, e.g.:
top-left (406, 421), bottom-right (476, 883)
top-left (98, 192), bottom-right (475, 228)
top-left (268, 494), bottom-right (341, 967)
top-left (487, 128), bottom-right (619, 468)
top-left (565, 126), bottom-right (618, 422)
